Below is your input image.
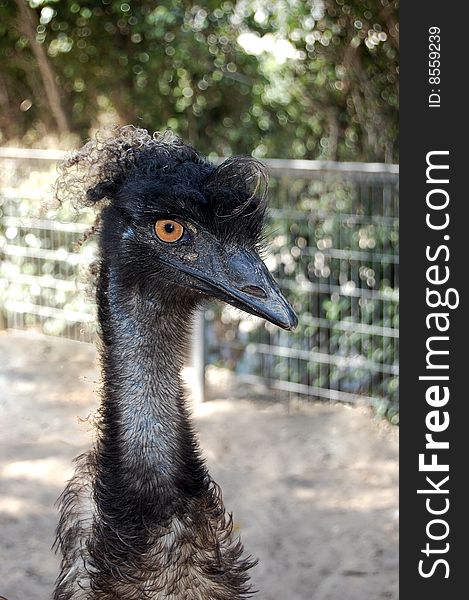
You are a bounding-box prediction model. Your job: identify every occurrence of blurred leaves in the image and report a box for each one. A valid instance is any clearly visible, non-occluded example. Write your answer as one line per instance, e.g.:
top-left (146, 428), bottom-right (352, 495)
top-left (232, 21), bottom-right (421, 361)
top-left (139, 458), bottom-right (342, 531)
top-left (1, 0), bottom-right (398, 161)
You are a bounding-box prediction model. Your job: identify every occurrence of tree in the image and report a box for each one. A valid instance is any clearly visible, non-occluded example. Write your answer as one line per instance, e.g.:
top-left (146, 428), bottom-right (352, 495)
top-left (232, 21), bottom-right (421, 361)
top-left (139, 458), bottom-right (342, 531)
top-left (0, 0), bottom-right (398, 161)
top-left (14, 0), bottom-right (69, 134)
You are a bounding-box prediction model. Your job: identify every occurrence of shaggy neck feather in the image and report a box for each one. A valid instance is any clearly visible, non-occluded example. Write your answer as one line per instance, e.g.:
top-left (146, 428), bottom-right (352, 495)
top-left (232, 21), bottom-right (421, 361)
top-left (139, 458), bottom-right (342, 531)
top-left (95, 263), bottom-right (205, 515)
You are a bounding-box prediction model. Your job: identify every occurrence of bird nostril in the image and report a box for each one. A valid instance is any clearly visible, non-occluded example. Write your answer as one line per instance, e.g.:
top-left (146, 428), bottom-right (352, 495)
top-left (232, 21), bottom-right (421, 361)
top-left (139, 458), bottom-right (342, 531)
top-left (241, 285), bottom-right (267, 299)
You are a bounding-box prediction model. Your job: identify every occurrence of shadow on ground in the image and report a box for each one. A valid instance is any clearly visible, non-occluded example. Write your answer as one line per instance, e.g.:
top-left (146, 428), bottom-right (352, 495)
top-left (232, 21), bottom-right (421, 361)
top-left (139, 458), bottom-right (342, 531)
top-left (0, 331), bottom-right (398, 600)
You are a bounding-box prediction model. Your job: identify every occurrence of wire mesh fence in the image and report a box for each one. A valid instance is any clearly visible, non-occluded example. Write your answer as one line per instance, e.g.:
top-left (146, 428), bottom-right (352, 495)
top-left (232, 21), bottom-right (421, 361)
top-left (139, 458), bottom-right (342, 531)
top-left (0, 149), bottom-right (398, 413)
top-left (0, 149), bottom-right (97, 342)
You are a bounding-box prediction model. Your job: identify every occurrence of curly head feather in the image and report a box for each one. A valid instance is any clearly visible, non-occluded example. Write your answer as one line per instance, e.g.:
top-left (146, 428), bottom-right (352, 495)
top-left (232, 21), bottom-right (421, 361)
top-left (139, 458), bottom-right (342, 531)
top-left (55, 126), bottom-right (269, 246)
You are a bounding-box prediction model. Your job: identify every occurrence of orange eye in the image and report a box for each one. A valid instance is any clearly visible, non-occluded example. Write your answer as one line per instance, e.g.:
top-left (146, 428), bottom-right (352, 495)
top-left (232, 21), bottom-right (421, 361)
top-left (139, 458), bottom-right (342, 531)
top-left (155, 219), bottom-right (185, 243)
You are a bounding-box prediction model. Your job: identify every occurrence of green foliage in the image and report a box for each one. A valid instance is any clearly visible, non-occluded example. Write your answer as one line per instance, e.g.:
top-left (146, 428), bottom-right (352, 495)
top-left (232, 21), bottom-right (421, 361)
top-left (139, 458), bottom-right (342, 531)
top-left (0, 0), bottom-right (398, 161)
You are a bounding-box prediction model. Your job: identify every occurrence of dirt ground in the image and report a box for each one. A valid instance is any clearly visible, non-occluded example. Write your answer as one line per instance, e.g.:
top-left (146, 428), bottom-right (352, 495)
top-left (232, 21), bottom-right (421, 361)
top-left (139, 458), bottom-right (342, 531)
top-left (0, 331), bottom-right (398, 600)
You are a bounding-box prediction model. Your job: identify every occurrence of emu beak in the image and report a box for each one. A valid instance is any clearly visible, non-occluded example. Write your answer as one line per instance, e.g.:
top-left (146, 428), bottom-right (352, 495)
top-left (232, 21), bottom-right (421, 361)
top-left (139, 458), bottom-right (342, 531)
top-left (173, 246), bottom-right (298, 331)
top-left (211, 247), bottom-right (298, 330)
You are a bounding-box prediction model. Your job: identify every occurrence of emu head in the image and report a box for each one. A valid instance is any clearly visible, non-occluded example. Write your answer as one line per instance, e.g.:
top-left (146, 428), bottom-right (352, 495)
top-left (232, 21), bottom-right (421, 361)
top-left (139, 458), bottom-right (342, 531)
top-left (58, 127), bottom-right (297, 330)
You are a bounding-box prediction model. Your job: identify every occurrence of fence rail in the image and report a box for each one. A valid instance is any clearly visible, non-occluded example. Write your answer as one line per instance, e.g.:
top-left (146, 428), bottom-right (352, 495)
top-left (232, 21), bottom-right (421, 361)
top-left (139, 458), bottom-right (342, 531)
top-left (0, 149), bottom-right (399, 411)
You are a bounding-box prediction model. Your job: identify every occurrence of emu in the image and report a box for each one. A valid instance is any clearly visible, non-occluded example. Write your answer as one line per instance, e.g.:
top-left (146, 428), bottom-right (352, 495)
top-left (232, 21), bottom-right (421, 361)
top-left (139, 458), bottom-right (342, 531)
top-left (53, 127), bottom-right (297, 599)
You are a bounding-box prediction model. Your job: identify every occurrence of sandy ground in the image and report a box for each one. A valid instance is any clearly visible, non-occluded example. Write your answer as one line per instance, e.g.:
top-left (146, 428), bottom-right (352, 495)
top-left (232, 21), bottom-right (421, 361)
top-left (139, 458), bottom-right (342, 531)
top-left (0, 331), bottom-right (398, 600)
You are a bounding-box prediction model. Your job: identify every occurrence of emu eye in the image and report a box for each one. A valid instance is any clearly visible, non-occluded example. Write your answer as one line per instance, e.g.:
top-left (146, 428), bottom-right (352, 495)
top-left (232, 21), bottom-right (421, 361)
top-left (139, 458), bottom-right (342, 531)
top-left (155, 219), bottom-right (185, 243)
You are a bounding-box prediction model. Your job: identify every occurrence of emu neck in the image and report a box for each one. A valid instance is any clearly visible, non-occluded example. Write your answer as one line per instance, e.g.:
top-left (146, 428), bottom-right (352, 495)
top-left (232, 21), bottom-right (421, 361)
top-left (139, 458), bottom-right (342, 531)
top-left (96, 265), bottom-right (204, 512)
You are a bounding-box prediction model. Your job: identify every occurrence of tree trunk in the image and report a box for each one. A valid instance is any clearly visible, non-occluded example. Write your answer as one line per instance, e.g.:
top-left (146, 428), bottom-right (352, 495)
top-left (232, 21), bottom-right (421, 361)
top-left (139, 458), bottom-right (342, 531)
top-left (15, 0), bottom-right (70, 135)
top-left (326, 107), bottom-right (339, 161)
top-left (0, 74), bottom-right (17, 140)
